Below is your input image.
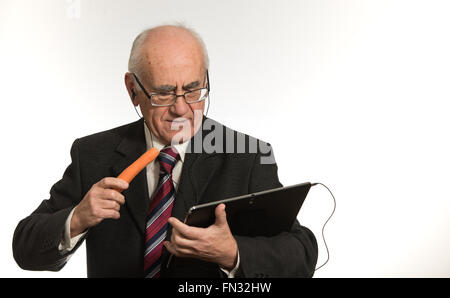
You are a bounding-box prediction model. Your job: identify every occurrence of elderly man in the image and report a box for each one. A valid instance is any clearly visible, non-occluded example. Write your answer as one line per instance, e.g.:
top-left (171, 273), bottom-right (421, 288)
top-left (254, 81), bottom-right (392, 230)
top-left (13, 25), bottom-right (318, 278)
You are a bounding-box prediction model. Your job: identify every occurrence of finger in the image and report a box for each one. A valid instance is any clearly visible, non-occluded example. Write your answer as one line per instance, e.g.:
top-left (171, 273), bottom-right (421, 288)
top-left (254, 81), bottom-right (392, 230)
top-left (214, 203), bottom-right (227, 226)
top-left (97, 177), bottom-right (129, 191)
top-left (99, 199), bottom-right (120, 211)
top-left (173, 247), bottom-right (194, 257)
top-left (100, 209), bottom-right (120, 220)
top-left (98, 189), bottom-right (126, 205)
top-left (164, 241), bottom-right (193, 258)
top-left (168, 217), bottom-right (201, 239)
top-left (170, 227), bottom-right (195, 249)
top-left (164, 241), bottom-right (176, 255)
top-left (172, 232), bottom-right (196, 249)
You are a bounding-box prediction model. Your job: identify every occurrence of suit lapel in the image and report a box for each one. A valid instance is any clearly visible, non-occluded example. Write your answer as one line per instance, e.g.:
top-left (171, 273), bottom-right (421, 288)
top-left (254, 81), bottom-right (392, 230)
top-left (170, 117), bottom-right (224, 220)
top-left (111, 119), bottom-right (150, 235)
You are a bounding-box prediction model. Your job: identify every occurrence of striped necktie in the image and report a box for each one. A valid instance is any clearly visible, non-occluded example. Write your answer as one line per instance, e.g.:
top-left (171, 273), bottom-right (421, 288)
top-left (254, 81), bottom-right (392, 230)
top-left (144, 146), bottom-right (180, 278)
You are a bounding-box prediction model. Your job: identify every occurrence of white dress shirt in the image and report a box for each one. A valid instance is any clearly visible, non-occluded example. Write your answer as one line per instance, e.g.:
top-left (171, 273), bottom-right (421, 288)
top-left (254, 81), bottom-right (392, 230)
top-left (59, 122), bottom-right (239, 277)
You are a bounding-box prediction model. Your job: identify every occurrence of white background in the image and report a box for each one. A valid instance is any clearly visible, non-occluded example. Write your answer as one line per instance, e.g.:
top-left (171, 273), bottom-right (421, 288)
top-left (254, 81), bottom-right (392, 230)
top-left (1, 0), bottom-right (449, 277)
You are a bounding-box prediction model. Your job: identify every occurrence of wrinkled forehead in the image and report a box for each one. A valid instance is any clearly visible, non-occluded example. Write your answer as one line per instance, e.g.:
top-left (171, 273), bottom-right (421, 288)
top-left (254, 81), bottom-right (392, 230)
top-left (141, 43), bottom-right (206, 85)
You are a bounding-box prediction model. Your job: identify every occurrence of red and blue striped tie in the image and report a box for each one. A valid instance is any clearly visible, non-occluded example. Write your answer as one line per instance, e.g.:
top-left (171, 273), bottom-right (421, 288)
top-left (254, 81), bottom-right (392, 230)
top-left (144, 146), bottom-right (180, 278)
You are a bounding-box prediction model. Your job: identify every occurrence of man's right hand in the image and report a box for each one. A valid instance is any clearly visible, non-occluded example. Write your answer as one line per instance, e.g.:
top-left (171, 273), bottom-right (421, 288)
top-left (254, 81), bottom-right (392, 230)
top-left (70, 177), bottom-right (129, 238)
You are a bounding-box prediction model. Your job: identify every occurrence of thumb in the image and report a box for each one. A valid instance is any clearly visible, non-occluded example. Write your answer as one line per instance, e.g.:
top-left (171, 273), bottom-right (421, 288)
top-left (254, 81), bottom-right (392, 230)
top-left (214, 203), bottom-right (227, 226)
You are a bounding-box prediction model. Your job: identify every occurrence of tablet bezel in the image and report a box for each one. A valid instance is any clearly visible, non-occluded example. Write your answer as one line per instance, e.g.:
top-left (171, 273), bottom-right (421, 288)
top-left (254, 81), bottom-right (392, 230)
top-left (183, 182), bottom-right (312, 237)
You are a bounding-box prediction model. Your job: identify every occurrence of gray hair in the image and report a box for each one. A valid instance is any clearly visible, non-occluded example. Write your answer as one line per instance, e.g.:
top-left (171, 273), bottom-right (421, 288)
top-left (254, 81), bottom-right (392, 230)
top-left (128, 23), bottom-right (209, 82)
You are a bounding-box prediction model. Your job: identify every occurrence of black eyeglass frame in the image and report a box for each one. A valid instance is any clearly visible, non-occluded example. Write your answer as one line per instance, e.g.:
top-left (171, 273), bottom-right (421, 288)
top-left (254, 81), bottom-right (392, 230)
top-left (132, 70), bottom-right (210, 107)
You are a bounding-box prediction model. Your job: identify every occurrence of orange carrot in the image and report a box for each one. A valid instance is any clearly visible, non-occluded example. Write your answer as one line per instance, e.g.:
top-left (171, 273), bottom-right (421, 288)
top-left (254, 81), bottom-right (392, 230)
top-left (116, 147), bottom-right (159, 192)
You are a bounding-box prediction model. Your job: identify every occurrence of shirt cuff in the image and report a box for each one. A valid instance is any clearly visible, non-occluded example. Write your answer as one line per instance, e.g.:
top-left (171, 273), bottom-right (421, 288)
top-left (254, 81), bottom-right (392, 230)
top-left (58, 207), bottom-right (87, 252)
top-left (220, 250), bottom-right (240, 278)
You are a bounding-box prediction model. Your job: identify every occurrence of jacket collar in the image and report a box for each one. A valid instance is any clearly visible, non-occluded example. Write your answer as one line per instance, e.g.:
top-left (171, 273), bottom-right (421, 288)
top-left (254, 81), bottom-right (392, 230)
top-left (111, 118), bottom-right (149, 234)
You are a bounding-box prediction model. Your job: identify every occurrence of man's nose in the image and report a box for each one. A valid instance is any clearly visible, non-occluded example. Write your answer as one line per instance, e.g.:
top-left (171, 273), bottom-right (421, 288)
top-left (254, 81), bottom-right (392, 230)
top-left (169, 95), bottom-right (189, 116)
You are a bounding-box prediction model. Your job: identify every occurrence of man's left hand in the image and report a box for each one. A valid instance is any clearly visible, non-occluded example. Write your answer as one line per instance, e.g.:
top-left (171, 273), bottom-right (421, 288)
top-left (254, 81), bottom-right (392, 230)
top-left (163, 203), bottom-right (238, 270)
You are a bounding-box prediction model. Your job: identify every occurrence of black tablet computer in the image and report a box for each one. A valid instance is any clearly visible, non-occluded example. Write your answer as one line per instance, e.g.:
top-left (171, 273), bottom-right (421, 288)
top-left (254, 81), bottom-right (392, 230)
top-left (184, 182), bottom-right (312, 237)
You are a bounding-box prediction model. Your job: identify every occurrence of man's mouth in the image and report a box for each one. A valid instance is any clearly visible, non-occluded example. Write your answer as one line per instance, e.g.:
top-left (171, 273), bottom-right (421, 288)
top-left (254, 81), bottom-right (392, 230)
top-left (166, 119), bottom-right (189, 123)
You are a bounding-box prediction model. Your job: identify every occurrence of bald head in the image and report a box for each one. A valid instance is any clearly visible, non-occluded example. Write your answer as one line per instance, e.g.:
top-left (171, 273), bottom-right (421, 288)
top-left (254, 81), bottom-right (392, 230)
top-left (128, 25), bottom-right (209, 79)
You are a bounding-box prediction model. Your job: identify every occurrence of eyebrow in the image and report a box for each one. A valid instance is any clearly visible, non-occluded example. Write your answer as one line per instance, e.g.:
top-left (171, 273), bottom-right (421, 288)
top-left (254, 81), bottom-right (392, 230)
top-left (153, 81), bottom-right (201, 93)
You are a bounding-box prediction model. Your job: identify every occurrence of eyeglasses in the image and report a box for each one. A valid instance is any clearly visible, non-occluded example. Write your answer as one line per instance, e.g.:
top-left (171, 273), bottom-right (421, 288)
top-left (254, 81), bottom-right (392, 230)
top-left (132, 70), bottom-right (210, 107)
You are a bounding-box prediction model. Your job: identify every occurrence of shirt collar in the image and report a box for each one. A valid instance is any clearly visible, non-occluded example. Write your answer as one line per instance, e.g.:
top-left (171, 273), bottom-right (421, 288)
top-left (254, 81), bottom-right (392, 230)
top-left (144, 121), bottom-right (188, 162)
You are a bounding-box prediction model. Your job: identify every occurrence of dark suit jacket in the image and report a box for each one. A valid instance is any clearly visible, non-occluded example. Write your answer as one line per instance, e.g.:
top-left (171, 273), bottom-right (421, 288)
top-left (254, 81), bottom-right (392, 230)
top-left (13, 117), bottom-right (318, 278)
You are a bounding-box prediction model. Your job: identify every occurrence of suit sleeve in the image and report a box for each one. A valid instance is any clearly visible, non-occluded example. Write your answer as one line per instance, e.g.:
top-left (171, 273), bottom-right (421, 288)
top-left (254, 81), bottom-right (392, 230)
top-left (12, 139), bottom-right (87, 271)
top-left (233, 144), bottom-right (319, 277)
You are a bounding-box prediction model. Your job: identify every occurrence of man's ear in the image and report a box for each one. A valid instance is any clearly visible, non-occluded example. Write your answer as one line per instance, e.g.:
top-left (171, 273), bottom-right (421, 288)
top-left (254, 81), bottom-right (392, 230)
top-left (125, 72), bottom-right (139, 106)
